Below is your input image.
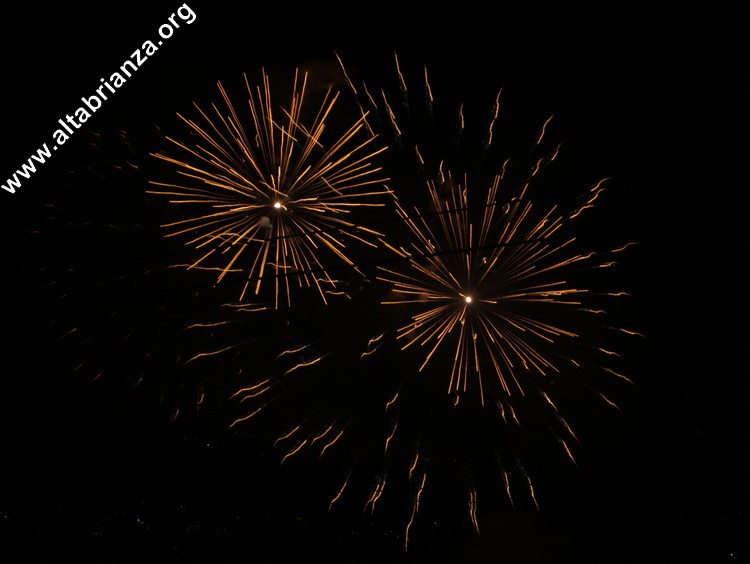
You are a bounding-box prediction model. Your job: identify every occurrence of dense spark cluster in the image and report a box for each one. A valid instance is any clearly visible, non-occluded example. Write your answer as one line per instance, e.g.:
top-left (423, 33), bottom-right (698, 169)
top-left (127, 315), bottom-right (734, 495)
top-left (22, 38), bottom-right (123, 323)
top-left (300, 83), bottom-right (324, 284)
top-left (148, 68), bottom-right (393, 308)
top-left (378, 160), bottom-right (634, 408)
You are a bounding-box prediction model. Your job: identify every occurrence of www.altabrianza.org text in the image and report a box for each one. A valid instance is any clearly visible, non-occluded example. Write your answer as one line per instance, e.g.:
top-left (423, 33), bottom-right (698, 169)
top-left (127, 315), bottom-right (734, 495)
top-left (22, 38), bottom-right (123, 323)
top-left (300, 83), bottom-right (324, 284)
top-left (2, 3), bottom-right (196, 195)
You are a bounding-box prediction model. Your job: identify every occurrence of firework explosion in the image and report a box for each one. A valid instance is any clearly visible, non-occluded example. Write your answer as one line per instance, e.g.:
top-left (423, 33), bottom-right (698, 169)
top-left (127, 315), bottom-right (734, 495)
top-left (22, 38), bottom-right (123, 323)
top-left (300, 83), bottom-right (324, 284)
top-left (148, 68), bottom-right (393, 308)
top-left (377, 151), bottom-right (634, 412)
top-left (326, 54), bottom-right (641, 547)
top-left (151, 56), bottom-right (641, 552)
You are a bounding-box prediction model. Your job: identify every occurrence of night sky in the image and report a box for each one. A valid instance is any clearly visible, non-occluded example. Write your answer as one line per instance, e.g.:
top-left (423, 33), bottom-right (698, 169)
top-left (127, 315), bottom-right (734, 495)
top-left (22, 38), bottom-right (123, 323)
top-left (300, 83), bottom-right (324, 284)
top-left (1, 3), bottom-right (745, 563)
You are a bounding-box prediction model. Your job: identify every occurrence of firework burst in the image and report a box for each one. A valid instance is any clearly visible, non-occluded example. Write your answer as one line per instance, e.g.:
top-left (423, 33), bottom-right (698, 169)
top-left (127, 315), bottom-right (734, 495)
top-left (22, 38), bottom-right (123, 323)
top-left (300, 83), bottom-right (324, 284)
top-left (378, 161), bottom-right (634, 411)
top-left (176, 56), bottom-right (641, 553)
top-left (148, 68), bottom-right (393, 308)
top-left (328, 53), bottom-right (643, 547)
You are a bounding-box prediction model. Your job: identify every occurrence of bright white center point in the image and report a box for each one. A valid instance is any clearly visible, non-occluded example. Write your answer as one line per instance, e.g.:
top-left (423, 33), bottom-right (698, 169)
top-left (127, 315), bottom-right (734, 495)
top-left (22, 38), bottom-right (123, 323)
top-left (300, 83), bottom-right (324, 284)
top-left (465, 296), bottom-right (473, 304)
top-left (273, 201), bottom-right (282, 209)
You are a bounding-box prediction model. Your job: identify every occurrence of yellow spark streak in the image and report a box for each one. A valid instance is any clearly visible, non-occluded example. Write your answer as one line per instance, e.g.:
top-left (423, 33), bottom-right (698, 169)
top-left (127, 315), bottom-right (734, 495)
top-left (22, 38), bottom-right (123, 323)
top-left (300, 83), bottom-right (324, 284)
top-left (319, 428), bottom-right (345, 459)
top-left (385, 390), bottom-right (399, 411)
top-left (394, 52), bottom-right (407, 96)
top-left (619, 328), bottom-right (645, 337)
top-left (610, 242), bottom-right (640, 253)
top-left (424, 65), bottom-right (433, 106)
top-left (280, 440), bottom-right (307, 465)
top-left (534, 114), bottom-right (555, 146)
top-left (501, 469), bottom-right (513, 507)
top-left (597, 392), bottom-right (622, 411)
top-left (599, 366), bottom-right (634, 385)
top-left (468, 488), bottom-right (480, 534)
top-left (183, 320), bottom-right (235, 330)
top-left (559, 437), bottom-right (577, 466)
top-left (404, 471), bottom-right (427, 552)
top-left (229, 379), bottom-right (271, 400)
top-left (275, 425), bottom-right (300, 445)
top-left (365, 476), bottom-right (387, 514)
top-left (276, 343), bottom-right (315, 358)
top-left (524, 472), bottom-right (539, 510)
top-left (380, 88), bottom-right (402, 140)
top-left (185, 345), bottom-right (237, 364)
top-left (227, 406), bottom-right (263, 430)
top-left (310, 424), bottom-right (333, 445)
top-left (484, 90), bottom-right (502, 148)
top-left (284, 354), bottom-right (325, 375)
top-left (361, 332), bottom-right (387, 359)
top-left (329, 482), bottom-right (347, 511)
top-left (384, 421), bottom-right (398, 454)
top-left (409, 453), bottom-right (420, 480)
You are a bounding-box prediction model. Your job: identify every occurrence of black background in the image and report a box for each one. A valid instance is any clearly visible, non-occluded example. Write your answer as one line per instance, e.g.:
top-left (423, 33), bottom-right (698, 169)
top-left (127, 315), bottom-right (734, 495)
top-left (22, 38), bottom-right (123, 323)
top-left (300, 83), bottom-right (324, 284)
top-left (1, 2), bottom-right (744, 563)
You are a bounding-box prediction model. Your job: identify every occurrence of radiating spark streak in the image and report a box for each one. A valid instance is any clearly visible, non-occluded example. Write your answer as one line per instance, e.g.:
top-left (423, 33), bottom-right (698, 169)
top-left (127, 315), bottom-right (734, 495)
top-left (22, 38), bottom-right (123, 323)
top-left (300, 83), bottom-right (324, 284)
top-left (552, 411), bottom-right (580, 444)
top-left (184, 345), bottom-right (237, 364)
top-left (405, 471), bottom-right (427, 552)
top-left (394, 52), bottom-right (408, 100)
top-left (385, 390), bottom-right (399, 412)
top-left (323, 289), bottom-right (351, 298)
top-left (619, 328), bottom-right (645, 337)
top-left (558, 436), bottom-right (577, 466)
top-left (365, 475), bottom-right (387, 514)
top-left (610, 242), bottom-right (640, 253)
top-left (384, 421), bottom-right (398, 454)
top-left (517, 462), bottom-right (539, 510)
top-left (311, 424), bottom-right (334, 445)
top-left (598, 366), bottom-right (635, 384)
top-left (597, 392), bottom-right (622, 411)
top-left (149, 67), bottom-right (392, 308)
top-left (409, 452), bottom-right (420, 480)
top-left (283, 354), bottom-right (327, 375)
top-left (328, 461), bottom-right (355, 512)
top-left (468, 488), bottom-right (480, 534)
top-left (380, 88), bottom-right (402, 141)
top-left (328, 484), bottom-right (347, 511)
top-left (361, 332), bottom-right (387, 358)
top-left (229, 379), bottom-right (271, 401)
top-left (424, 66), bottom-right (433, 108)
top-left (483, 90), bottom-right (502, 149)
top-left (368, 332), bottom-right (386, 347)
top-left (183, 320), bottom-right (236, 329)
top-left (275, 425), bottom-right (300, 445)
top-left (276, 343), bottom-right (315, 358)
top-left (535, 114), bottom-right (555, 146)
top-left (359, 347), bottom-right (379, 358)
top-left (227, 406), bottom-right (264, 430)
top-left (319, 428), bottom-right (346, 459)
top-left (280, 440), bottom-right (307, 465)
top-left (501, 467), bottom-right (514, 507)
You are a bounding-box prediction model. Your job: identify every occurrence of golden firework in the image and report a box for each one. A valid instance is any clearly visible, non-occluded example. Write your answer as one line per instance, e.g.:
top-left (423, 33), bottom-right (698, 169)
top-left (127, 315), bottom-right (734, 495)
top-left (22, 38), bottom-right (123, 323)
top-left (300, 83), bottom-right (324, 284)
top-left (149, 68), bottom-right (392, 308)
